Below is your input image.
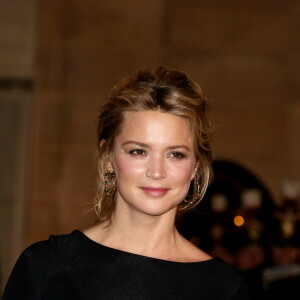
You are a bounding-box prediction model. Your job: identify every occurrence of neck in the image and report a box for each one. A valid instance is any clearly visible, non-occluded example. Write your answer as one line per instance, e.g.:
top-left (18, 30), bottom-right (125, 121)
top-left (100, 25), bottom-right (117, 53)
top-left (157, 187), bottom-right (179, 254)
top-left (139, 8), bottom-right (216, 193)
top-left (97, 202), bottom-right (182, 259)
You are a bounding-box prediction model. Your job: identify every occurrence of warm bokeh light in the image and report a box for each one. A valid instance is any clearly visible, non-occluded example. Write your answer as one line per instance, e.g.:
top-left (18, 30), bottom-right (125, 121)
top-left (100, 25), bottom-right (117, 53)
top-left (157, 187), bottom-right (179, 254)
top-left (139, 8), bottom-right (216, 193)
top-left (234, 215), bottom-right (245, 227)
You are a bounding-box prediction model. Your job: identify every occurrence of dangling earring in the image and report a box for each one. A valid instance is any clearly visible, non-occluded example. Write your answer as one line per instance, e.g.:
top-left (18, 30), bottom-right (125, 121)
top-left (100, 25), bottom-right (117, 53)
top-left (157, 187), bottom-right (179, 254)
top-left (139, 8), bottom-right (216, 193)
top-left (104, 172), bottom-right (116, 196)
top-left (183, 178), bottom-right (201, 205)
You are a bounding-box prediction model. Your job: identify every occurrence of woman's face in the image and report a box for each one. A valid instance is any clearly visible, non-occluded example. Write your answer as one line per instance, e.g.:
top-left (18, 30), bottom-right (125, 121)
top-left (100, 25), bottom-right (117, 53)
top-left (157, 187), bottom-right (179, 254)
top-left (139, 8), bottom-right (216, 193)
top-left (110, 110), bottom-right (198, 217)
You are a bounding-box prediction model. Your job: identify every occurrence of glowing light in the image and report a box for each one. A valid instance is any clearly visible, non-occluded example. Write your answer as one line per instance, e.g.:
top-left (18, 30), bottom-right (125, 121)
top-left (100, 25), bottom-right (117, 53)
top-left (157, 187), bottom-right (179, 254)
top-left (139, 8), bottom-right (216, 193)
top-left (234, 215), bottom-right (244, 227)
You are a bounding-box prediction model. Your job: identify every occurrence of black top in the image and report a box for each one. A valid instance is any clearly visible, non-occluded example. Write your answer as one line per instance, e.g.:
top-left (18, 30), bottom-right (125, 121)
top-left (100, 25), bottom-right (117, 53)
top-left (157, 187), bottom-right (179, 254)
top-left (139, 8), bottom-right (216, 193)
top-left (2, 230), bottom-right (248, 300)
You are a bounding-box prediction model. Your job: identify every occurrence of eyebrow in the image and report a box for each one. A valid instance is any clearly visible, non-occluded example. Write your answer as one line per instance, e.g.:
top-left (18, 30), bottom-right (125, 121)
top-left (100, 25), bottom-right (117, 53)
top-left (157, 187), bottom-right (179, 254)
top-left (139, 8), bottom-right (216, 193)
top-left (121, 141), bottom-right (192, 152)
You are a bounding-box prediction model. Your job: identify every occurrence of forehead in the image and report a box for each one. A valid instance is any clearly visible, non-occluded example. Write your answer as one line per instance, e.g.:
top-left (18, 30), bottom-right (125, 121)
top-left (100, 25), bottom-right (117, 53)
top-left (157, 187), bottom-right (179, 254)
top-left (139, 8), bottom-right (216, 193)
top-left (116, 110), bottom-right (193, 146)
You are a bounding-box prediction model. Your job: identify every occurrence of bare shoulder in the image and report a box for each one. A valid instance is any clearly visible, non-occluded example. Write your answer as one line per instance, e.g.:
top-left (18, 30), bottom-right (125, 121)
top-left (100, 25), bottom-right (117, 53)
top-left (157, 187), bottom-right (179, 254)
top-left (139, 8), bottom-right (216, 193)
top-left (83, 223), bottom-right (107, 242)
top-left (178, 236), bottom-right (212, 262)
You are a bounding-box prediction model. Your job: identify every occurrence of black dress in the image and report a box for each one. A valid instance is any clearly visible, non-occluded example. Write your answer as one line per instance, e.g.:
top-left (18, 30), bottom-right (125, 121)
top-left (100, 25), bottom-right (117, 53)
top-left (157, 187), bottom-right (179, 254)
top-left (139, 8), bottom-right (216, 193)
top-left (2, 230), bottom-right (249, 299)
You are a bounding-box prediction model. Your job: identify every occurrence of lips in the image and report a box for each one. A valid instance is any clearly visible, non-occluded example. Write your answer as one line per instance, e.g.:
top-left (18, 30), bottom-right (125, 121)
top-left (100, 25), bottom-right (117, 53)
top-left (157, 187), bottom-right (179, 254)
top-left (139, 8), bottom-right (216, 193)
top-left (140, 187), bottom-right (170, 197)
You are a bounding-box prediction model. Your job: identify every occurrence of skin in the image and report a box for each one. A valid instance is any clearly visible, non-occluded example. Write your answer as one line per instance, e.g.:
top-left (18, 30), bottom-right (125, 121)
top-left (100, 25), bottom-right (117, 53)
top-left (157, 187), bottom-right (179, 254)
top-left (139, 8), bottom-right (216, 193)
top-left (85, 111), bottom-right (211, 262)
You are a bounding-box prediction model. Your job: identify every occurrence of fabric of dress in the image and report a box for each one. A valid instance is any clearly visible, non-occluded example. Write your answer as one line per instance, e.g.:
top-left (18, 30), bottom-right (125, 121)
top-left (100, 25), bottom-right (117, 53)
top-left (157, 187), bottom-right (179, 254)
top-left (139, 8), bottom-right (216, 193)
top-left (2, 230), bottom-right (249, 300)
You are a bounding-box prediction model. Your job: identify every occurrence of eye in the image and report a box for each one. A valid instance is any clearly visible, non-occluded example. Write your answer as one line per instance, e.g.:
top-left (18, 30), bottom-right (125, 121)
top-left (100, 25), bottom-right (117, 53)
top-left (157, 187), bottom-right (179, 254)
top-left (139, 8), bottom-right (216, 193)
top-left (168, 151), bottom-right (187, 159)
top-left (129, 149), bottom-right (147, 157)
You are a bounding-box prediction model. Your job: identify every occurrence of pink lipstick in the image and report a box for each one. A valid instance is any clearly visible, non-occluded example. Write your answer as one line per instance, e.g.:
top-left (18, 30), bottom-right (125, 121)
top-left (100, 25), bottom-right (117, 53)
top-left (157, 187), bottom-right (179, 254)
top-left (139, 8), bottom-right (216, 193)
top-left (140, 187), bottom-right (170, 197)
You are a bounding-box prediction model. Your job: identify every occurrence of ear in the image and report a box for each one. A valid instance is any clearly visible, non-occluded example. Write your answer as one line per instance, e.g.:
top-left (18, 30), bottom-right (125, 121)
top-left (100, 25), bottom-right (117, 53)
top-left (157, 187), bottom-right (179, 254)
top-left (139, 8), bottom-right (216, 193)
top-left (106, 160), bottom-right (114, 173)
top-left (99, 139), bottom-right (106, 149)
top-left (100, 140), bottom-right (115, 173)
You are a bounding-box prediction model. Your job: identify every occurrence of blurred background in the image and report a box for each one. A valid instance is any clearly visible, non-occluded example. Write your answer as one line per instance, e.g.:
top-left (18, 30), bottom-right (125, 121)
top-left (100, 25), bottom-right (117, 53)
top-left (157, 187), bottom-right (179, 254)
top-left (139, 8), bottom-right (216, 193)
top-left (1, 0), bottom-right (300, 298)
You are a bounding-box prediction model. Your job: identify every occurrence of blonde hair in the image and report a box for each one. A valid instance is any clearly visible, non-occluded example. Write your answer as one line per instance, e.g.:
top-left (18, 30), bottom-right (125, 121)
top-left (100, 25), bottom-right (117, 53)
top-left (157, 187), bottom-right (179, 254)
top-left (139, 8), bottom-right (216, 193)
top-left (95, 66), bottom-right (213, 223)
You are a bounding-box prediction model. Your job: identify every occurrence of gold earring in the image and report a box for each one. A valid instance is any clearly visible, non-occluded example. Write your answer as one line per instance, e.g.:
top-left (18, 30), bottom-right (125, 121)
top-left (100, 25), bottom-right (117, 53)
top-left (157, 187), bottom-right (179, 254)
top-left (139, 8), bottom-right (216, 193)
top-left (183, 178), bottom-right (201, 205)
top-left (104, 172), bottom-right (116, 196)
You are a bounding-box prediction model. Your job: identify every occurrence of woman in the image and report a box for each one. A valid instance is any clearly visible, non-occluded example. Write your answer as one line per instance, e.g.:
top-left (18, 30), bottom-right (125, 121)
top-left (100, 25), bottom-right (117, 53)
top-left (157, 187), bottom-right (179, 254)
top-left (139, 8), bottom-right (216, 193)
top-left (3, 66), bottom-right (248, 299)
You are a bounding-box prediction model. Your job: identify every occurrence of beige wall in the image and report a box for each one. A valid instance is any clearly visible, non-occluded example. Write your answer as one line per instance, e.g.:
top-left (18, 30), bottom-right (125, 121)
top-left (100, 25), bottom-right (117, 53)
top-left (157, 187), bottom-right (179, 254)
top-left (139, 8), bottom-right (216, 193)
top-left (0, 0), bottom-right (37, 290)
top-left (1, 0), bottom-right (299, 248)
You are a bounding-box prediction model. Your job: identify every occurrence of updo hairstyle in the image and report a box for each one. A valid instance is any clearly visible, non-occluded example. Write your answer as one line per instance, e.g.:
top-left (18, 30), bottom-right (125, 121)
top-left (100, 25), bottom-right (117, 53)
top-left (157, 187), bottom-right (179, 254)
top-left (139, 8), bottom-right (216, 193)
top-left (95, 66), bottom-right (213, 223)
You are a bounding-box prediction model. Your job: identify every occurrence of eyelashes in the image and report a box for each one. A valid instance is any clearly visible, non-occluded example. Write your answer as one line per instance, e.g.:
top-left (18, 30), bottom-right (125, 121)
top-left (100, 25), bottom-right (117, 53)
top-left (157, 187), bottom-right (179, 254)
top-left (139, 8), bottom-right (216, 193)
top-left (128, 149), bottom-right (188, 160)
top-left (129, 149), bottom-right (147, 157)
top-left (169, 151), bottom-right (187, 159)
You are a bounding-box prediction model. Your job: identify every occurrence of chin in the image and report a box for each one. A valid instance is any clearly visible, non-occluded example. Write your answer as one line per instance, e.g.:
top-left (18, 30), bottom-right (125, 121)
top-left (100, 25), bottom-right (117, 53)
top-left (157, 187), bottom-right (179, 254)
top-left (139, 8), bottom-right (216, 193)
top-left (116, 192), bottom-right (182, 218)
top-left (135, 202), bottom-right (179, 217)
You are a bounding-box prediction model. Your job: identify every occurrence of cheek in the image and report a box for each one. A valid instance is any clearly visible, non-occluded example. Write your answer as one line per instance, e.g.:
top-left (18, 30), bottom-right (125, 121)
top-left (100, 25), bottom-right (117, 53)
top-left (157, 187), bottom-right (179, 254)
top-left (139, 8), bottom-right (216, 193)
top-left (113, 156), bottom-right (144, 180)
top-left (168, 163), bottom-right (195, 184)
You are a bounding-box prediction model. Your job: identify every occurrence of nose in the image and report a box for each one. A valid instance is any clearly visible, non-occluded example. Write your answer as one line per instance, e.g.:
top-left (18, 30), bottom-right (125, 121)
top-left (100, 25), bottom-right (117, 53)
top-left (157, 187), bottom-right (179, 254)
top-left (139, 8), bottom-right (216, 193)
top-left (146, 155), bottom-right (167, 179)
